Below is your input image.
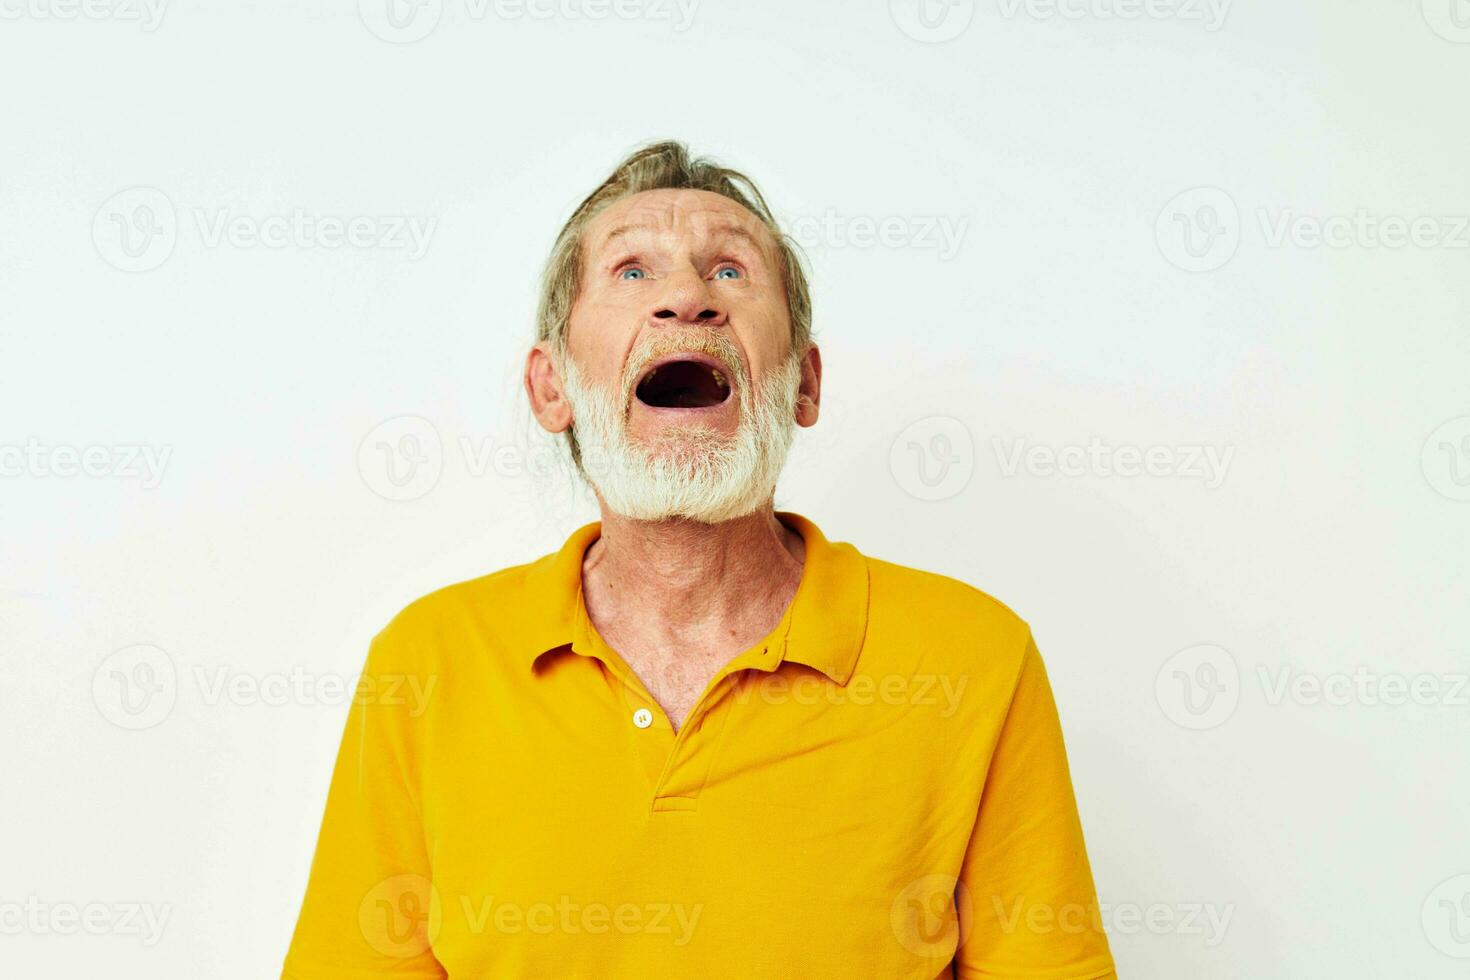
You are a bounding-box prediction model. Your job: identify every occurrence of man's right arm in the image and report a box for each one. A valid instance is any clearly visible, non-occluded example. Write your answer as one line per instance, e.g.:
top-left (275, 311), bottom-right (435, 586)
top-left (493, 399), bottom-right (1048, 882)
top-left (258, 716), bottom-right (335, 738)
top-left (281, 629), bottom-right (446, 979)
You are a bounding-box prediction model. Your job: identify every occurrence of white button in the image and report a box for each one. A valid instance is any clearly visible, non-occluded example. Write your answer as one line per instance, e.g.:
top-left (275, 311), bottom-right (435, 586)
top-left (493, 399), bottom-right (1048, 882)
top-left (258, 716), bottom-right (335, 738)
top-left (632, 708), bottom-right (653, 729)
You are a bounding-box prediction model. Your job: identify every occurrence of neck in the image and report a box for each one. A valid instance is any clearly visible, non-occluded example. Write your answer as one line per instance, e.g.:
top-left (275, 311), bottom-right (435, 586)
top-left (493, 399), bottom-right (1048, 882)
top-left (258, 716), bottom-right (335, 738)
top-left (582, 503), bottom-right (805, 633)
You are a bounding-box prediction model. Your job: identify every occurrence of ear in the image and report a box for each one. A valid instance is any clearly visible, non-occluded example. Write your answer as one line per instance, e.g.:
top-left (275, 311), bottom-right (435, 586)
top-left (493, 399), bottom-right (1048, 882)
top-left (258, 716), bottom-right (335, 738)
top-left (525, 342), bottom-right (573, 434)
top-left (794, 343), bottom-right (822, 428)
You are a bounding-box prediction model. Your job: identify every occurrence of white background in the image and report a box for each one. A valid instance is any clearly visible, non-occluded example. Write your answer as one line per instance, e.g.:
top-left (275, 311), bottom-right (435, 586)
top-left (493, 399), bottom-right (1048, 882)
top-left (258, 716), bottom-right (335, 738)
top-left (3, 0), bottom-right (1468, 976)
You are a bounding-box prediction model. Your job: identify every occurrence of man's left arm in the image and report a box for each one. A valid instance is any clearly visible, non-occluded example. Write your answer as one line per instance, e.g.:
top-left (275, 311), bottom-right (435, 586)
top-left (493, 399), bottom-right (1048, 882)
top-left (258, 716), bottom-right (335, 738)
top-left (952, 630), bottom-right (1117, 979)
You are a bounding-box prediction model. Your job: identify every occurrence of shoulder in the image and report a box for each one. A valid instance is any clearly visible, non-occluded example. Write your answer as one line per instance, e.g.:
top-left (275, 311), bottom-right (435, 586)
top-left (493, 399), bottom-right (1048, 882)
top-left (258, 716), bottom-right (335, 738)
top-left (364, 551), bottom-right (556, 672)
top-left (865, 553), bottom-right (1031, 642)
top-left (859, 551), bottom-right (1035, 684)
top-left (387, 562), bottom-right (537, 633)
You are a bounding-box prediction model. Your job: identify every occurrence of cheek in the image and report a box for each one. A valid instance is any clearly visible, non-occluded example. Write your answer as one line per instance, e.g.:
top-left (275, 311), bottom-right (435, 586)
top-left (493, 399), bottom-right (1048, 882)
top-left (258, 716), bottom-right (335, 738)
top-left (565, 302), bottom-right (631, 387)
top-left (735, 297), bottom-right (794, 365)
top-left (571, 283), bottom-right (644, 332)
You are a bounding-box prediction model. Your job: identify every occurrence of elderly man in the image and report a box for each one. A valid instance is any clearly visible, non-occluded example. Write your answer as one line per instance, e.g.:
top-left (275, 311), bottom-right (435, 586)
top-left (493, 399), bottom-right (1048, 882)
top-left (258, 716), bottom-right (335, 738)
top-left (283, 142), bottom-right (1116, 979)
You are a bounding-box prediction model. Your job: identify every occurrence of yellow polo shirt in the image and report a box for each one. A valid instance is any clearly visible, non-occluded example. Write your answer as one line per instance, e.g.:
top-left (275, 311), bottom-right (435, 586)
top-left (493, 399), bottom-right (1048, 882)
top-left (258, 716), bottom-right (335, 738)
top-left (282, 513), bottom-right (1115, 979)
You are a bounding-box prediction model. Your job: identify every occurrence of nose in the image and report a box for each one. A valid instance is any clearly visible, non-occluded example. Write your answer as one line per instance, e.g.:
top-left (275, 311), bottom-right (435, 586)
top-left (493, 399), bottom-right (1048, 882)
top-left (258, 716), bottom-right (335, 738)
top-left (649, 269), bottom-right (727, 327)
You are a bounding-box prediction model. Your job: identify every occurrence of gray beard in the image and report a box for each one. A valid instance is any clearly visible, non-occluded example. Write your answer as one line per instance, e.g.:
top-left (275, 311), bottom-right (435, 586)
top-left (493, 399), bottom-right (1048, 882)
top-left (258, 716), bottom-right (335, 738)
top-left (558, 351), bottom-right (802, 524)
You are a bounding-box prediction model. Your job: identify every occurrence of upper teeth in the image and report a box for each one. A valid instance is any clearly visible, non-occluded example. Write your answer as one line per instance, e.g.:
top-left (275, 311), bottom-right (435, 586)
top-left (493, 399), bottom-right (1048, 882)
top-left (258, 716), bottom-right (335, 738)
top-left (712, 369), bottom-right (725, 387)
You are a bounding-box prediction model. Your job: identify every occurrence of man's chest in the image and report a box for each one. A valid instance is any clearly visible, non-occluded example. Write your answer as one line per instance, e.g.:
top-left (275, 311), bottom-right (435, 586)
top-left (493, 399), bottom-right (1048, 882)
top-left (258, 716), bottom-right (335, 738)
top-left (420, 664), bottom-right (985, 977)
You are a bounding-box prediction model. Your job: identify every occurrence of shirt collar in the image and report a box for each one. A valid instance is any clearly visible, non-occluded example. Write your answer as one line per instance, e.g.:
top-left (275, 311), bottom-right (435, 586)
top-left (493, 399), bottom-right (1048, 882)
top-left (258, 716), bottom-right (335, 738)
top-left (518, 511), bottom-right (869, 686)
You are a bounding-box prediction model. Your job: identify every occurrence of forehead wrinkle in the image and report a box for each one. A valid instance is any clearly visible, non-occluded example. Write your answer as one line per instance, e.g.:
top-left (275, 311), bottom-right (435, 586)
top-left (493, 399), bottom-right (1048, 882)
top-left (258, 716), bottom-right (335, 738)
top-left (591, 199), bottom-right (776, 260)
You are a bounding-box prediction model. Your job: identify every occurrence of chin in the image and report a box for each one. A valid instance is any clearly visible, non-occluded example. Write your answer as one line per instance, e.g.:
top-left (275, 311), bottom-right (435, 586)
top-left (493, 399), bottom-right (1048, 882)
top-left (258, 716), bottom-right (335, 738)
top-left (614, 492), bottom-right (769, 526)
top-left (637, 425), bottom-right (733, 464)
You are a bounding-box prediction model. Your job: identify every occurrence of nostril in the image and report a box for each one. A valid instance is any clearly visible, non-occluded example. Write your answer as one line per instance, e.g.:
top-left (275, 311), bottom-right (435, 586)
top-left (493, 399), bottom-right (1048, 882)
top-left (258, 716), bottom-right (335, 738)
top-left (697, 309), bottom-right (719, 321)
top-left (653, 309), bottom-right (676, 319)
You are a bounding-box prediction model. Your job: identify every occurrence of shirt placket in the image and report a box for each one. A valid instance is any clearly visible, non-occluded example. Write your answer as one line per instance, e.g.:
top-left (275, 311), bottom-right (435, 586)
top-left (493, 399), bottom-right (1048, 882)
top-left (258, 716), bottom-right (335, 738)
top-left (572, 594), bottom-right (789, 811)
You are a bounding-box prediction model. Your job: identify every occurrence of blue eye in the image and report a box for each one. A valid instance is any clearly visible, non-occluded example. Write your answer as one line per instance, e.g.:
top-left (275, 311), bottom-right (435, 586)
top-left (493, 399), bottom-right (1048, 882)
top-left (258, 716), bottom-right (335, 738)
top-left (714, 267), bottom-right (742, 280)
top-left (620, 267), bottom-right (646, 281)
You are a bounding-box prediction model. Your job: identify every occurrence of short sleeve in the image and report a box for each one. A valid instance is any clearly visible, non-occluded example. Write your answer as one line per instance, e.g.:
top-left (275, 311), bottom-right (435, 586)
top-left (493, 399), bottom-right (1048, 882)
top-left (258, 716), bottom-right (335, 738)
top-left (953, 631), bottom-right (1116, 979)
top-left (281, 632), bottom-right (446, 979)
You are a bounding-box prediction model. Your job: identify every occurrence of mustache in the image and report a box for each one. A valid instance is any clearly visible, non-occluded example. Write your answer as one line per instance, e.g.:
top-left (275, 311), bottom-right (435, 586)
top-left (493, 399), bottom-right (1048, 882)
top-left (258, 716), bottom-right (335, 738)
top-left (617, 329), bottom-right (748, 404)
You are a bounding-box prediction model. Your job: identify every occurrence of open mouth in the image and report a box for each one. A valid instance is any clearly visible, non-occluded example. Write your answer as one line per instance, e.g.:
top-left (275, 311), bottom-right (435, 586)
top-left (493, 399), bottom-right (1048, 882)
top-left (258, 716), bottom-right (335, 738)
top-left (634, 356), bottom-right (733, 409)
